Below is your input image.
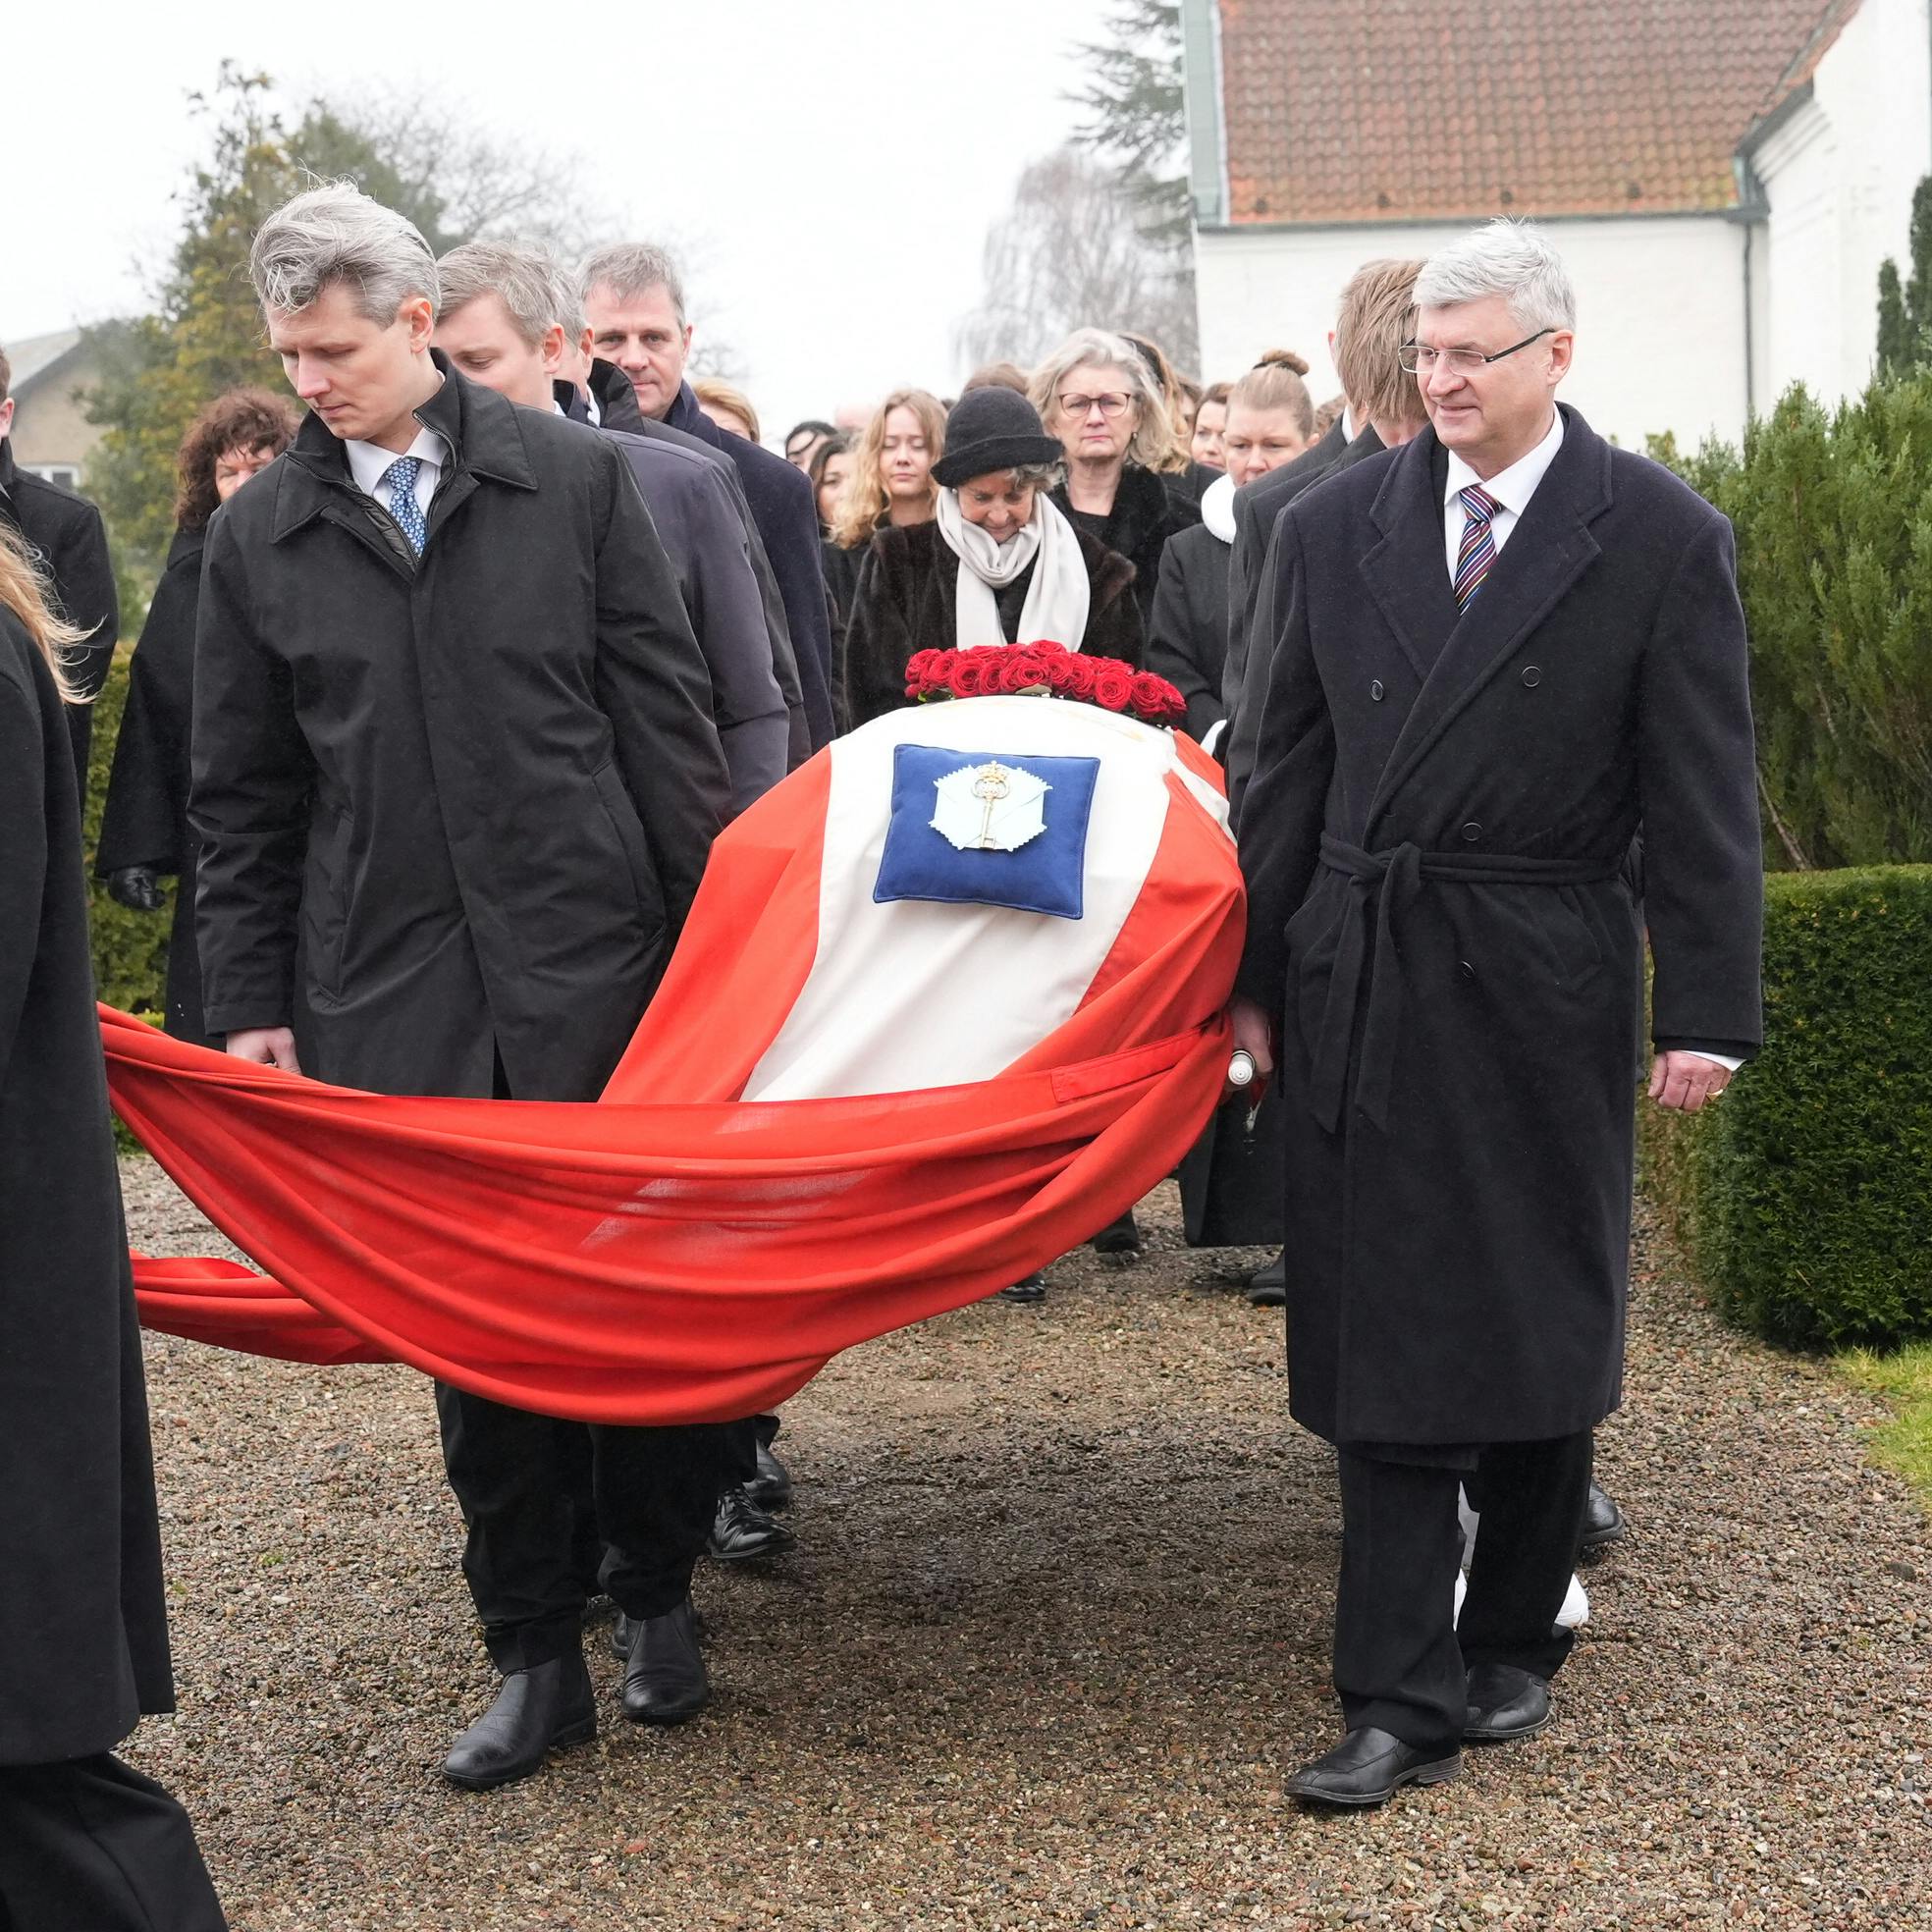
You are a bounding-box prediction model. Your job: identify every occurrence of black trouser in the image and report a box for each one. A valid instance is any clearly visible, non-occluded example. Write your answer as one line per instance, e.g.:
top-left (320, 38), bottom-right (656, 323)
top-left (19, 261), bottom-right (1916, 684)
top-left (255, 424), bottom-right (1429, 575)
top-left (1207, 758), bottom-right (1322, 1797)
top-left (1332, 1429), bottom-right (1593, 1757)
top-left (434, 1385), bottom-right (736, 1675)
top-left (0, 1754), bottom-right (226, 1932)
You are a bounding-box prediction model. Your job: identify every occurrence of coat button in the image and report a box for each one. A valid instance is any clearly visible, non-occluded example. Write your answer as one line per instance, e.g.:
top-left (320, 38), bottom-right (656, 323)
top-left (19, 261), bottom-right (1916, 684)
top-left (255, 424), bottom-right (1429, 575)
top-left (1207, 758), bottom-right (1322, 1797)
top-left (1369, 679), bottom-right (1385, 702)
top-left (1461, 821), bottom-right (1481, 842)
top-left (1521, 665), bottom-right (1542, 687)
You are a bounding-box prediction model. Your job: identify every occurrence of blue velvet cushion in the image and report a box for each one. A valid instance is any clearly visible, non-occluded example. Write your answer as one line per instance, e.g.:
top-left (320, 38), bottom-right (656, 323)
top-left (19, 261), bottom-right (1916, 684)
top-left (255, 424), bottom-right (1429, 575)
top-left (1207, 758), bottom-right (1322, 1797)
top-left (873, 743), bottom-right (1101, 921)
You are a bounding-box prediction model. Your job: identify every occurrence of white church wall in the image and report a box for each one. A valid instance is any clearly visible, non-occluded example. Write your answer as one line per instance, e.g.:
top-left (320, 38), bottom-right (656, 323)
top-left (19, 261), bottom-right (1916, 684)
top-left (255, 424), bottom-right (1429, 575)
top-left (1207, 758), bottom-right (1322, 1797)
top-left (1193, 214), bottom-right (1749, 452)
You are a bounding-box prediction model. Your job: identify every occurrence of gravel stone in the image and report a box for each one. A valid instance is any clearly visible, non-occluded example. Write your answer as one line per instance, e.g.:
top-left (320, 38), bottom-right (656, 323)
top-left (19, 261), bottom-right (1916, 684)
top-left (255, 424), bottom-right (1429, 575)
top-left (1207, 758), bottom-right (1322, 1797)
top-left (118, 1157), bottom-right (1931, 1929)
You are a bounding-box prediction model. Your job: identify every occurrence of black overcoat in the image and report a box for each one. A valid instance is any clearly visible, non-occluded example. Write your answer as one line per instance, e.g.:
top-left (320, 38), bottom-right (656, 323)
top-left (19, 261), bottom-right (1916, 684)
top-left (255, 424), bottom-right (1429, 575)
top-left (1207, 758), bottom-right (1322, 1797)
top-left (96, 527), bottom-right (212, 1044)
top-left (663, 382), bottom-right (837, 749)
top-left (1146, 520), bottom-right (1232, 743)
top-left (0, 609), bottom-right (175, 1764)
top-left (1236, 408), bottom-right (1763, 1447)
top-left (842, 519), bottom-right (1143, 730)
top-left (0, 438), bottom-right (119, 789)
top-left (189, 359), bottom-right (730, 1102)
top-left (1052, 463), bottom-right (1199, 635)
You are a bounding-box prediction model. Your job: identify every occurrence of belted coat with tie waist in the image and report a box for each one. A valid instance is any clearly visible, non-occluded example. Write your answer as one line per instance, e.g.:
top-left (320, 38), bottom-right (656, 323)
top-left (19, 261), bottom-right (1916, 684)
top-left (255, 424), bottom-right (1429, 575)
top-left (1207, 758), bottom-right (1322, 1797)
top-left (1234, 406), bottom-right (1763, 1449)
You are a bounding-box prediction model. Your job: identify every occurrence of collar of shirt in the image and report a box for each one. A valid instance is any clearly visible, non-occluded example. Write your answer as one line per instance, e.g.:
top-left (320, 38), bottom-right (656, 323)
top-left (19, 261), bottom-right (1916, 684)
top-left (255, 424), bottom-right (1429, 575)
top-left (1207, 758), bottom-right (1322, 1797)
top-left (1441, 407), bottom-right (1564, 580)
top-left (343, 423), bottom-right (451, 507)
top-left (1339, 405), bottom-right (1357, 445)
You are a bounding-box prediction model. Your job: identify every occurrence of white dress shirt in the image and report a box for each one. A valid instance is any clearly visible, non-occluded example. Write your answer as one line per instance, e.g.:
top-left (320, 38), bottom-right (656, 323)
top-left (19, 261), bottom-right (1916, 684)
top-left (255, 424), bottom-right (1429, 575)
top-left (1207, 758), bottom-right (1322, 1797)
top-left (1438, 408), bottom-right (1741, 1078)
top-left (344, 423), bottom-right (450, 524)
top-left (1441, 406), bottom-right (1564, 583)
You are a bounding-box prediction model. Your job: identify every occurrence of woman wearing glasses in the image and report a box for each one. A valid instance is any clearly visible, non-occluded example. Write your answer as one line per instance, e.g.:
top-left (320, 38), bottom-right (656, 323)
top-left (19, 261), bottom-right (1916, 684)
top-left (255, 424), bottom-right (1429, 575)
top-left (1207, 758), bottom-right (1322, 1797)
top-left (1031, 329), bottom-right (1204, 635)
top-left (840, 384), bottom-right (1142, 731)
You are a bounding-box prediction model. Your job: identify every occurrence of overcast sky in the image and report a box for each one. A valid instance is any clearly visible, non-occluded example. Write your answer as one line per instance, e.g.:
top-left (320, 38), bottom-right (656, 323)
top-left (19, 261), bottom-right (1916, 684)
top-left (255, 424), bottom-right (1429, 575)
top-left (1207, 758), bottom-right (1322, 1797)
top-left (10, 0), bottom-right (1121, 441)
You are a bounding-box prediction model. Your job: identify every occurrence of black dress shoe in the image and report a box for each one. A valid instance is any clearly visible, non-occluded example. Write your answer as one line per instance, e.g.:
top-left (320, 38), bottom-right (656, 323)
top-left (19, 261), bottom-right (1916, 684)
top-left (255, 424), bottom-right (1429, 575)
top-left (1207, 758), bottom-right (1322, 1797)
top-left (1284, 1727), bottom-right (1462, 1808)
top-left (1247, 1251), bottom-right (1286, 1307)
top-left (1579, 1480), bottom-right (1626, 1559)
top-left (744, 1438), bottom-right (792, 1511)
top-left (612, 1604), bottom-right (710, 1658)
top-left (622, 1597), bottom-right (711, 1724)
top-left (995, 1271), bottom-right (1046, 1303)
top-left (1464, 1663), bottom-right (1552, 1744)
top-left (708, 1486), bottom-right (796, 1562)
top-left (442, 1652), bottom-right (596, 1791)
top-left (1090, 1209), bottom-right (1143, 1258)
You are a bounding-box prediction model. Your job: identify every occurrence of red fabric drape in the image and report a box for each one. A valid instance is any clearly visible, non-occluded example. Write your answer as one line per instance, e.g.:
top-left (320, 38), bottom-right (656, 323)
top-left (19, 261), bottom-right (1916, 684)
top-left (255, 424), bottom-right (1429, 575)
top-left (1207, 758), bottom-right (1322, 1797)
top-left (110, 739), bottom-right (1245, 1424)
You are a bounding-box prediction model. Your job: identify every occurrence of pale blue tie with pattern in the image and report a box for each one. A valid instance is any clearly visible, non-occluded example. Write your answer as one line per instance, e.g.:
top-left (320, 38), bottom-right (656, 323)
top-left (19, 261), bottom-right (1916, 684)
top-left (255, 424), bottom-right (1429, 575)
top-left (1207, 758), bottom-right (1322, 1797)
top-left (380, 456), bottom-right (427, 555)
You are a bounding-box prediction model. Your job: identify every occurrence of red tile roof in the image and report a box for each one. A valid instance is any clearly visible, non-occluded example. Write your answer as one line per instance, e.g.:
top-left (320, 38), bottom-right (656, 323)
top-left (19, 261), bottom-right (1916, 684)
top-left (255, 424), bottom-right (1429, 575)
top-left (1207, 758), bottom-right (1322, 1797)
top-left (1215, 0), bottom-right (1861, 224)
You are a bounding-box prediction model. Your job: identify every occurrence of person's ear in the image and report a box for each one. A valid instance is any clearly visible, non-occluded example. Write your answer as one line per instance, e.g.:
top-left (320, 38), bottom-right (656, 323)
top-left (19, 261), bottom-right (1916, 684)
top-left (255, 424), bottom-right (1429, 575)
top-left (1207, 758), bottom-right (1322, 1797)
top-left (539, 323), bottom-right (566, 376)
top-left (1548, 330), bottom-right (1575, 382)
top-left (401, 295), bottom-right (437, 353)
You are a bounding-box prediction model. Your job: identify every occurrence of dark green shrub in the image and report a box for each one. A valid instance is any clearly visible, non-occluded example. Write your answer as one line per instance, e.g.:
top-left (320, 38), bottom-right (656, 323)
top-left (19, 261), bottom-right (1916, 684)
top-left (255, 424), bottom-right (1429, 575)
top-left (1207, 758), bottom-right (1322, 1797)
top-left (83, 656), bottom-right (172, 1016)
top-left (1642, 866), bottom-right (1932, 1350)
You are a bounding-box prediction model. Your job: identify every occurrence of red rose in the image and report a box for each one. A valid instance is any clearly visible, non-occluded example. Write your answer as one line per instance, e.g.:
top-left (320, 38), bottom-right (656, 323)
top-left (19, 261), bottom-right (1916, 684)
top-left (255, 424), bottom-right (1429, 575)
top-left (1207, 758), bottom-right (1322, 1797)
top-left (1028, 638), bottom-right (1069, 658)
top-left (1131, 671), bottom-right (1185, 720)
top-left (950, 654), bottom-right (987, 698)
top-left (1092, 662), bottom-right (1137, 711)
top-left (1007, 650), bottom-right (1051, 692)
top-left (1059, 657), bottom-right (1099, 699)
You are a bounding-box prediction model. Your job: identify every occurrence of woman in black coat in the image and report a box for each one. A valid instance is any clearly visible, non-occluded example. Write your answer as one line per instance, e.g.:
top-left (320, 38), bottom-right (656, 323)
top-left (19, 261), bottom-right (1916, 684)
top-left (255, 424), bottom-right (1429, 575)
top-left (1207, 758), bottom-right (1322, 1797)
top-left (0, 529), bottom-right (227, 1927)
top-left (843, 386), bottom-right (1143, 731)
top-left (1031, 328), bottom-right (1202, 637)
top-left (98, 388), bottom-right (296, 1045)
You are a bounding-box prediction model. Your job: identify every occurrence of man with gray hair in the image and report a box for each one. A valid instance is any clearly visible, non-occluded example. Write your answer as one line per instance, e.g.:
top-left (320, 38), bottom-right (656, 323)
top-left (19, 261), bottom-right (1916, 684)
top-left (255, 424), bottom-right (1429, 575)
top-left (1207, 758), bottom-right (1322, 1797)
top-left (1228, 218), bottom-right (1762, 1806)
top-left (581, 243), bottom-right (835, 744)
top-left (435, 238), bottom-right (795, 809)
top-left (191, 182), bottom-right (742, 1790)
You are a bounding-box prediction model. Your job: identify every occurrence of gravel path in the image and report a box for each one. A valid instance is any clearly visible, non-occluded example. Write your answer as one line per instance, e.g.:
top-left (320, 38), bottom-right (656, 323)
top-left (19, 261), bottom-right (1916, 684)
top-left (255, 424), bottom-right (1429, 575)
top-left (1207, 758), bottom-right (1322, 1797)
top-left (120, 1159), bottom-right (1929, 1930)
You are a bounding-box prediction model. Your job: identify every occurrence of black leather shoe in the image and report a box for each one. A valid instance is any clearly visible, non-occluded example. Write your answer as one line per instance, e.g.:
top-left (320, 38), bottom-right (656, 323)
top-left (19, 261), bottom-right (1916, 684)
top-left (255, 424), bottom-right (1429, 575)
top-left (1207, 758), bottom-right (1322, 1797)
top-left (612, 1604), bottom-right (709, 1658)
top-left (1464, 1663), bottom-right (1552, 1744)
top-left (1247, 1251), bottom-right (1286, 1307)
top-left (745, 1438), bottom-right (792, 1511)
top-left (708, 1486), bottom-right (795, 1562)
top-left (1284, 1727), bottom-right (1462, 1808)
top-left (442, 1651), bottom-right (596, 1791)
top-left (1090, 1209), bottom-right (1143, 1258)
top-left (1579, 1480), bottom-right (1626, 1559)
top-left (622, 1597), bottom-right (711, 1724)
top-left (995, 1271), bottom-right (1046, 1303)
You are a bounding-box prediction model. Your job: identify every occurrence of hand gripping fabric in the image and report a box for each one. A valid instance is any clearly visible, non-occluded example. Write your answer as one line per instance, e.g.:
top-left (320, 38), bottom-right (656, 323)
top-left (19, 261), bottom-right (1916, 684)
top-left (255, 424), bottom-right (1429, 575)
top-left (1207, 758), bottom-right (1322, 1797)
top-left (107, 697), bottom-right (1244, 1424)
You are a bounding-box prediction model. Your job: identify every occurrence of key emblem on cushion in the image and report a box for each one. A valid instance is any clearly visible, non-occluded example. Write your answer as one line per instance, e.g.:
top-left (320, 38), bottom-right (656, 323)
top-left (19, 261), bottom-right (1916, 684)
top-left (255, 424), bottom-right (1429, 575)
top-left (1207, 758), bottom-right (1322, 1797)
top-left (932, 759), bottom-right (1051, 853)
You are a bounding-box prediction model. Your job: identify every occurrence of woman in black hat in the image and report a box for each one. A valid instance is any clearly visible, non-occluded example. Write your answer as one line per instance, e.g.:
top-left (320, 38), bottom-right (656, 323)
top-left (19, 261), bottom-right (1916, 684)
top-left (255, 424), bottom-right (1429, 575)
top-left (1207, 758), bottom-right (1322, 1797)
top-left (841, 386), bottom-right (1143, 731)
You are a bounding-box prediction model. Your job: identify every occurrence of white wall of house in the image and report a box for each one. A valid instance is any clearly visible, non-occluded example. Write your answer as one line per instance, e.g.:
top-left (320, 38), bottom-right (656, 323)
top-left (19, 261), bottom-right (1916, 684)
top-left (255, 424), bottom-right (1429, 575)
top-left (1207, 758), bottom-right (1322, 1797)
top-left (1753, 0), bottom-right (1932, 408)
top-left (1193, 215), bottom-right (1749, 452)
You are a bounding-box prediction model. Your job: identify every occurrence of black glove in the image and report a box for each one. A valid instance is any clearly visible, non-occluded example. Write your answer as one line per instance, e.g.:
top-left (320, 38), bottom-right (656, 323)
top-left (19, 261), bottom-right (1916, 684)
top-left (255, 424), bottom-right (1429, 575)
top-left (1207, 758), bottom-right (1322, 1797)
top-left (106, 865), bottom-right (167, 913)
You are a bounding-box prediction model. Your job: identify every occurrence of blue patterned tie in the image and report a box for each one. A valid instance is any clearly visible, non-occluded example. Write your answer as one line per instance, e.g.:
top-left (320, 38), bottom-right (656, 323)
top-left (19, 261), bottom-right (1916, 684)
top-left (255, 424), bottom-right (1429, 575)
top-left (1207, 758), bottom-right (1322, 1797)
top-left (380, 456), bottom-right (427, 555)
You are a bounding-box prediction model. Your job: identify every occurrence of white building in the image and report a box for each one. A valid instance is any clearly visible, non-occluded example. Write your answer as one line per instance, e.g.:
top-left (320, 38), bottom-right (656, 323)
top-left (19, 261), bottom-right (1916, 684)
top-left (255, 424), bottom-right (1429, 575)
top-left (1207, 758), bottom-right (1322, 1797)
top-left (1181, 0), bottom-right (1932, 451)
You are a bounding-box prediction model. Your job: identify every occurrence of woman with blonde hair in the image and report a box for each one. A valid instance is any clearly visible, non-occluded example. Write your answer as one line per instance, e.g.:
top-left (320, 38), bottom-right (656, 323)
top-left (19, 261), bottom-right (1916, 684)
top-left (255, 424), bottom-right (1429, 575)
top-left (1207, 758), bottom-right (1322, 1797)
top-left (0, 525), bottom-right (229, 1929)
top-left (1032, 328), bottom-right (1201, 638)
top-left (692, 377), bottom-right (761, 444)
top-left (823, 388), bottom-right (946, 650)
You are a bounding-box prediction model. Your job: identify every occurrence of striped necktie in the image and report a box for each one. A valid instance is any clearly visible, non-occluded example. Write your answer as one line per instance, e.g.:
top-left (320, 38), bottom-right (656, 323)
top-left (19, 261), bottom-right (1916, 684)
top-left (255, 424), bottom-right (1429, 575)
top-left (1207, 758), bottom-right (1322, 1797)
top-left (1452, 484), bottom-right (1500, 612)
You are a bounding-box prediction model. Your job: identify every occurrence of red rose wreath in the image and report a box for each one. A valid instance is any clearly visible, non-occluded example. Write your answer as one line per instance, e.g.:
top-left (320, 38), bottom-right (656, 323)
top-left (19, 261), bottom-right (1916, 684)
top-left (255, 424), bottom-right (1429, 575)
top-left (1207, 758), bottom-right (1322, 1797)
top-left (903, 640), bottom-right (1186, 725)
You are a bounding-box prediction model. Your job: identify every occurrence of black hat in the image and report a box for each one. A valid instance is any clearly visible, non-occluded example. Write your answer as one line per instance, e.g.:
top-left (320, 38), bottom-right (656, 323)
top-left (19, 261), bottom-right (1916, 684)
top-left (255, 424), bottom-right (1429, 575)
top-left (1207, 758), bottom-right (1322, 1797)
top-left (932, 386), bottom-right (1065, 487)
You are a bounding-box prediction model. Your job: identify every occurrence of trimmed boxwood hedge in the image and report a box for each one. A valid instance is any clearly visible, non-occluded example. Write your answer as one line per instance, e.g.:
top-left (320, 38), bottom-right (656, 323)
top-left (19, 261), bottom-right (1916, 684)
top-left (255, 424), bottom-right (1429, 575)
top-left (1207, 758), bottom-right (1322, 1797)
top-left (1641, 865), bottom-right (1932, 1350)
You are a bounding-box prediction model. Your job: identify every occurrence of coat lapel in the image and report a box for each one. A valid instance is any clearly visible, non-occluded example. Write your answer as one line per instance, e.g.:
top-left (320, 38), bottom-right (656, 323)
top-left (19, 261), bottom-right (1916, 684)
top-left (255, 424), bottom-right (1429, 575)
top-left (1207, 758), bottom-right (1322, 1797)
top-left (1365, 408), bottom-right (1614, 837)
top-left (1357, 432), bottom-right (1461, 683)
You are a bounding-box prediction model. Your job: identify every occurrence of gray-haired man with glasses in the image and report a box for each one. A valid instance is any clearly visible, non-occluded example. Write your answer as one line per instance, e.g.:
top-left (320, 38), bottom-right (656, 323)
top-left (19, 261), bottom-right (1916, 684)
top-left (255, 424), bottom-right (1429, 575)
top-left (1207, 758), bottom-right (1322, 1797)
top-left (1227, 218), bottom-right (1763, 1807)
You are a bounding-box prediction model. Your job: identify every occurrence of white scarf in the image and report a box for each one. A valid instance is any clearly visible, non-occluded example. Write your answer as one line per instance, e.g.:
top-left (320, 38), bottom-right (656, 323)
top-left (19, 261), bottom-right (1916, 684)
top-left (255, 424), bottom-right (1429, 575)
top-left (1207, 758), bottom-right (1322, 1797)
top-left (935, 487), bottom-right (1093, 652)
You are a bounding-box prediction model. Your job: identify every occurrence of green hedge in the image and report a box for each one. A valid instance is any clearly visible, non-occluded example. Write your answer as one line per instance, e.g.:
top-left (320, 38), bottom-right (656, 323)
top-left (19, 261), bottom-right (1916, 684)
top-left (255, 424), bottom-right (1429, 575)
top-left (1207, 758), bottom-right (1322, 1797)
top-left (83, 655), bottom-right (173, 1016)
top-left (1642, 865), bottom-right (1932, 1350)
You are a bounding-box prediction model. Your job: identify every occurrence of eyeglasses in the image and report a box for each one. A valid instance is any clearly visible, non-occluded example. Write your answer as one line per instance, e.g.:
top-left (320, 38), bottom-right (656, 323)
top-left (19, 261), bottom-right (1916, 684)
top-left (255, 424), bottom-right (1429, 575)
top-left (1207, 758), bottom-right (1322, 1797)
top-left (1057, 391), bottom-right (1133, 419)
top-left (1399, 328), bottom-right (1555, 377)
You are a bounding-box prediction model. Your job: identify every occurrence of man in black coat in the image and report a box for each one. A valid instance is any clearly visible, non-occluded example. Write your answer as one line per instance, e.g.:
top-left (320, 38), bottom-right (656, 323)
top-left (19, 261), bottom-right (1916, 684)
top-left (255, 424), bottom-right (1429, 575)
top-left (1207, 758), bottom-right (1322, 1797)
top-left (579, 243), bottom-right (837, 748)
top-left (0, 564), bottom-right (225, 1928)
top-left (433, 241), bottom-right (791, 815)
top-left (192, 184), bottom-right (738, 1791)
top-left (1229, 221), bottom-right (1763, 1807)
top-left (0, 352), bottom-right (119, 792)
